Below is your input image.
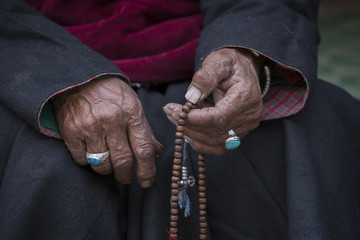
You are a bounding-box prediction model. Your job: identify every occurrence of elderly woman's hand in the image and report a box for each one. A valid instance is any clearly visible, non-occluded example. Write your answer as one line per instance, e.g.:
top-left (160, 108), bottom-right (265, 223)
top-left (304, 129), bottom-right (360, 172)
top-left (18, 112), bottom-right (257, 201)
top-left (53, 77), bottom-right (162, 188)
top-left (163, 48), bottom-right (264, 154)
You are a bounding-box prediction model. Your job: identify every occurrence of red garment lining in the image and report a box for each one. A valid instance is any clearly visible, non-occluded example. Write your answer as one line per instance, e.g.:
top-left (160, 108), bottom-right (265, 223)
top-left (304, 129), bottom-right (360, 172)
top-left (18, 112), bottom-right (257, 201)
top-left (26, 0), bottom-right (202, 83)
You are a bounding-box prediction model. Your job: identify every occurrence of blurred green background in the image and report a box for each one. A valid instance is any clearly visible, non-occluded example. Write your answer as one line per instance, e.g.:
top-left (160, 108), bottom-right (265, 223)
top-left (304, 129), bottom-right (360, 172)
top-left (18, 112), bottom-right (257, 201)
top-left (318, 0), bottom-right (360, 99)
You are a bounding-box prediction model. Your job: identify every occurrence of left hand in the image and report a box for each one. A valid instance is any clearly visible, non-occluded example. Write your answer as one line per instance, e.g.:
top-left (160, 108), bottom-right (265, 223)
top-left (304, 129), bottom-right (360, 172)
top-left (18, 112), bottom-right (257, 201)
top-left (163, 48), bottom-right (264, 154)
top-left (53, 77), bottom-right (162, 188)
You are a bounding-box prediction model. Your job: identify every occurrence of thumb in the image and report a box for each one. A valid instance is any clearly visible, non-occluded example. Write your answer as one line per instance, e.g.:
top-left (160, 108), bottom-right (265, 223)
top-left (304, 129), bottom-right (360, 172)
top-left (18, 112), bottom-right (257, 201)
top-left (185, 50), bottom-right (233, 104)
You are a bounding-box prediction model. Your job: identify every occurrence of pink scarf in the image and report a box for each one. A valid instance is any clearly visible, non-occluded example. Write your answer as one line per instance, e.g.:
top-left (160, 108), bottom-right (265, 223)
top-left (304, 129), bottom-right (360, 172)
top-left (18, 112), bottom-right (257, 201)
top-left (26, 0), bottom-right (202, 83)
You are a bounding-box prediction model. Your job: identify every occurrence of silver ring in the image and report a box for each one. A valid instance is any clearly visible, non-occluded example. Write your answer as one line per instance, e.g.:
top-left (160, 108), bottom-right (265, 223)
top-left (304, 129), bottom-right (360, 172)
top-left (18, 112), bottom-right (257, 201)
top-left (86, 151), bottom-right (110, 165)
top-left (224, 130), bottom-right (241, 150)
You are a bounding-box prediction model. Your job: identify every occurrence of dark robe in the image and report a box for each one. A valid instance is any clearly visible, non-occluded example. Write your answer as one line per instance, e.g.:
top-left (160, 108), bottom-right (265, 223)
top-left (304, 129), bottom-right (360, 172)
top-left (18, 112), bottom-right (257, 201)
top-left (0, 0), bottom-right (359, 239)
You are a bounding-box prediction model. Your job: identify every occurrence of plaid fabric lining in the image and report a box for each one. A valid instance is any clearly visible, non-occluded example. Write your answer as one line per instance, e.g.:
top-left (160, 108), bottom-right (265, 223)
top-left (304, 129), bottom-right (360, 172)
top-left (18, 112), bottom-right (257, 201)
top-left (261, 85), bottom-right (308, 120)
top-left (260, 59), bottom-right (309, 120)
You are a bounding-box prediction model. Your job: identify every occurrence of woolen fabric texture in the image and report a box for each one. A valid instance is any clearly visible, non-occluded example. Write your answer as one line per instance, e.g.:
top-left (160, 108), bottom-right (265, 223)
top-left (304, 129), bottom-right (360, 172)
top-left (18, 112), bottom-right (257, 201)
top-left (0, 0), bottom-right (359, 239)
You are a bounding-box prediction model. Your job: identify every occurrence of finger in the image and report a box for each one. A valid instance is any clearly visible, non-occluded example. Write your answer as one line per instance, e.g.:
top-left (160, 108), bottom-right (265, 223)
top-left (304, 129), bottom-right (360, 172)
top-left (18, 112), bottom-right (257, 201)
top-left (63, 137), bottom-right (87, 166)
top-left (184, 128), bottom-right (228, 146)
top-left (212, 88), bottom-right (226, 104)
top-left (176, 85), bottom-right (258, 130)
top-left (127, 114), bottom-right (157, 188)
top-left (154, 139), bottom-right (164, 155)
top-left (164, 103), bottom-right (227, 144)
top-left (185, 136), bottom-right (228, 155)
top-left (163, 103), bottom-right (182, 125)
top-left (164, 102), bottom-right (226, 131)
top-left (60, 118), bottom-right (88, 166)
top-left (107, 128), bottom-right (134, 184)
top-left (185, 51), bottom-right (234, 104)
top-left (85, 133), bottom-right (113, 175)
top-left (184, 124), bottom-right (253, 147)
top-left (165, 114), bottom-right (178, 127)
top-left (164, 101), bottom-right (258, 140)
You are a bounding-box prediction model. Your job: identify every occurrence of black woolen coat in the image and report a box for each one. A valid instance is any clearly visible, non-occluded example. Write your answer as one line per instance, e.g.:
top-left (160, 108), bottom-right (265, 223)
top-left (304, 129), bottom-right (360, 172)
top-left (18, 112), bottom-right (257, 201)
top-left (0, 0), bottom-right (359, 239)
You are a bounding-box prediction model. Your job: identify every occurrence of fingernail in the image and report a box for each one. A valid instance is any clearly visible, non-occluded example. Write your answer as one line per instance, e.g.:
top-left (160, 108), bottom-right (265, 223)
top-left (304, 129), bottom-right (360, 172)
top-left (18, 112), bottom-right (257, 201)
top-left (184, 135), bottom-right (192, 144)
top-left (155, 140), bottom-right (164, 154)
top-left (157, 141), bottom-right (164, 150)
top-left (141, 180), bottom-right (153, 188)
top-left (162, 106), bottom-right (172, 115)
top-left (185, 86), bottom-right (203, 104)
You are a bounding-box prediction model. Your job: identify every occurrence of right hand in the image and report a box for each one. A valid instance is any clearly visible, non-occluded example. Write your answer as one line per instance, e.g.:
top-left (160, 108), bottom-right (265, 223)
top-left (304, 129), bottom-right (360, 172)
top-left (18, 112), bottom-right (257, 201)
top-left (163, 48), bottom-right (264, 155)
top-left (53, 77), bottom-right (162, 188)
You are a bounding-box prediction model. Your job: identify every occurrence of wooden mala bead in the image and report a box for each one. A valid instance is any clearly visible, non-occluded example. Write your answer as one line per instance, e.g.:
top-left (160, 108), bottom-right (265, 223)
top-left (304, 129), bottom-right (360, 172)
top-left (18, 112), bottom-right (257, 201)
top-left (197, 153), bottom-right (207, 239)
top-left (169, 101), bottom-right (208, 240)
top-left (175, 138), bottom-right (184, 145)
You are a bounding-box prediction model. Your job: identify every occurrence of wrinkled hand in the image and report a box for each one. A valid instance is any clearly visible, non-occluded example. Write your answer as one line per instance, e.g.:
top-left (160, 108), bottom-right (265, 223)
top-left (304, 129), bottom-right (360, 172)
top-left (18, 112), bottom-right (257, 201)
top-left (163, 48), bottom-right (264, 154)
top-left (53, 77), bottom-right (162, 188)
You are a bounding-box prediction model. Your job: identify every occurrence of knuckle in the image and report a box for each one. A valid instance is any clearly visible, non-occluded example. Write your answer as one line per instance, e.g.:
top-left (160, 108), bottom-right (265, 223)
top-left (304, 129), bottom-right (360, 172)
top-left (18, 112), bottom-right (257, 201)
top-left (112, 150), bottom-right (133, 165)
top-left (113, 158), bottom-right (133, 171)
top-left (126, 103), bottom-right (143, 124)
top-left (73, 115), bottom-right (97, 133)
top-left (136, 144), bottom-right (155, 160)
top-left (248, 87), bottom-right (262, 102)
top-left (193, 68), bottom-right (208, 80)
top-left (82, 117), bottom-right (96, 129)
top-left (193, 68), bottom-right (216, 89)
top-left (211, 50), bottom-right (235, 65)
top-left (106, 134), bottom-right (124, 146)
top-left (213, 114), bottom-right (228, 128)
top-left (61, 120), bottom-right (78, 136)
top-left (96, 102), bottom-right (118, 123)
top-left (210, 49), bottom-right (229, 60)
top-left (124, 97), bottom-right (141, 113)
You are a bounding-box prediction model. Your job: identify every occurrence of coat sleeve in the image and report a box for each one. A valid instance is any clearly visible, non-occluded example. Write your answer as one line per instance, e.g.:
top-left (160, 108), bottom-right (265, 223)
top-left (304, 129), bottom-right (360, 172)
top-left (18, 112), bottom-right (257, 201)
top-left (0, 0), bottom-right (128, 137)
top-left (197, 0), bottom-right (320, 120)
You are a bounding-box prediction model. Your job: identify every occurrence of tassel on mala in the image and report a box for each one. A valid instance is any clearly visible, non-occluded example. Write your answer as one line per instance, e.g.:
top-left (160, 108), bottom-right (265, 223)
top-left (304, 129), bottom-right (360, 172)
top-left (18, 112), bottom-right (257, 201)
top-left (168, 101), bottom-right (208, 240)
top-left (178, 140), bottom-right (195, 218)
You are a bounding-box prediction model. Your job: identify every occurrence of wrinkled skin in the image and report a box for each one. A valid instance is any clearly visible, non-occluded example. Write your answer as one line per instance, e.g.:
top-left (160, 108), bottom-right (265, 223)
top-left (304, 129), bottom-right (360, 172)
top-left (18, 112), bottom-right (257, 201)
top-left (164, 48), bottom-right (264, 154)
top-left (53, 48), bottom-right (264, 187)
top-left (53, 78), bottom-right (162, 188)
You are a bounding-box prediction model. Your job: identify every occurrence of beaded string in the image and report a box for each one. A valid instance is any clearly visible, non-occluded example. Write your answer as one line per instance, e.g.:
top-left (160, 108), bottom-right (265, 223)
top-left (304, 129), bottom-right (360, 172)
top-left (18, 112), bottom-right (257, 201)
top-left (169, 52), bottom-right (271, 239)
top-left (169, 101), bottom-right (208, 240)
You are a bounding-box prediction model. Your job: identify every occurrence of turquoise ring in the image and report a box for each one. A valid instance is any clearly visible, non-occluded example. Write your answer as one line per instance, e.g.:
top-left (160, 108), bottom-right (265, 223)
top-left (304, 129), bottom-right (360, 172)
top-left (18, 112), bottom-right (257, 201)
top-left (86, 151), bottom-right (110, 165)
top-left (224, 130), bottom-right (241, 150)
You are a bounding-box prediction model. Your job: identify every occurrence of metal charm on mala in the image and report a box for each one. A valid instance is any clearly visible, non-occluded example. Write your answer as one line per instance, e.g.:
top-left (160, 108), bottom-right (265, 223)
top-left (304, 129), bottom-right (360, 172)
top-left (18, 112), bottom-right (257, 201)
top-left (168, 101), bottom-right (208, 240)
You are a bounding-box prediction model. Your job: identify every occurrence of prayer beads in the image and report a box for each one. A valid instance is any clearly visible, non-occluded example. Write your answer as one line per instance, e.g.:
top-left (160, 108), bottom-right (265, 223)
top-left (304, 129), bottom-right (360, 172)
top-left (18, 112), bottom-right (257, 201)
top-left (169, 101), bottom-right (208, 240)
